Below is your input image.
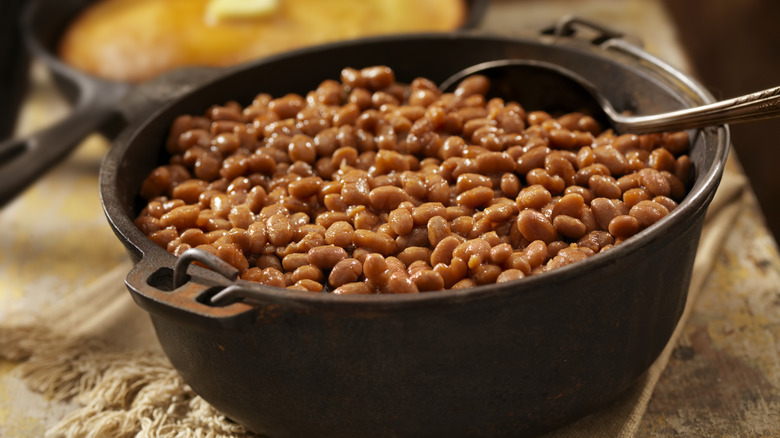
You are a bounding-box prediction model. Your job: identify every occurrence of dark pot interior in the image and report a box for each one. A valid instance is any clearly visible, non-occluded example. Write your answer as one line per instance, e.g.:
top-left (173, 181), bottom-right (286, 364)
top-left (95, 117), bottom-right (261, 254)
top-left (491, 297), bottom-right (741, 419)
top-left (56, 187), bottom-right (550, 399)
top-left (100, 33), bottom-right (729, 437)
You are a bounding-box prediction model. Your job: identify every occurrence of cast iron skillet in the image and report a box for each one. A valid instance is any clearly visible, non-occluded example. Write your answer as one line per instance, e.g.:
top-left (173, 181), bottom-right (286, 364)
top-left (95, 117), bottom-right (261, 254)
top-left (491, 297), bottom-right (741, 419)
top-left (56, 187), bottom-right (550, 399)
top-left (0, 0), bottom-right (488, 207)
top-left (100, 21), bottom-right (729, 438)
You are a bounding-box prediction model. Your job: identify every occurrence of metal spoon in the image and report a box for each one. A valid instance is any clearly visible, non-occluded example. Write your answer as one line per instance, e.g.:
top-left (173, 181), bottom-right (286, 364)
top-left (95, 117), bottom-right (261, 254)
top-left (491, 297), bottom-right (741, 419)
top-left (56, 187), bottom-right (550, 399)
top-left (440, 59), bottom-right (780, 134)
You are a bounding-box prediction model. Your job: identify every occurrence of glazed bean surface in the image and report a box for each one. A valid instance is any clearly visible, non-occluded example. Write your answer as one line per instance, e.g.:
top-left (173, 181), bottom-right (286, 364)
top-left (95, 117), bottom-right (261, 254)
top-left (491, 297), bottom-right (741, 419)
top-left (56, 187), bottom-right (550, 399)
top-left (136, 66), bottom-right (692, 294)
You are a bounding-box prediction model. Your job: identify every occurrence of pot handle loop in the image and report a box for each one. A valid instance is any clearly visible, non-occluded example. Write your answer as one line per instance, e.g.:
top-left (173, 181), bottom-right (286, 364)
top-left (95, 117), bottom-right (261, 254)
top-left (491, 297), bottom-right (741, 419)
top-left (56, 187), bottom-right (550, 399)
top-left (544, 16), bottom-right (717, 111)
top-left (175, 250), bottom-right (308, 309)
top-left (126, 249), bottom-right (256, 331)
top-left (542, 15), bottom-right (626, 45)
top-left (599, 37), bottom-right (713, 106)
top-left (173, 248), bottom-right (239, 289)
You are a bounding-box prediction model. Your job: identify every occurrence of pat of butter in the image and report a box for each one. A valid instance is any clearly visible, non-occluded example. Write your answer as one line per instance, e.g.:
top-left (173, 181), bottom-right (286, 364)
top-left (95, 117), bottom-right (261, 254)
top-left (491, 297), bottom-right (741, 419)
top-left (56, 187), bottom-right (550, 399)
top-left (206, 0), bottom-right (279, 23)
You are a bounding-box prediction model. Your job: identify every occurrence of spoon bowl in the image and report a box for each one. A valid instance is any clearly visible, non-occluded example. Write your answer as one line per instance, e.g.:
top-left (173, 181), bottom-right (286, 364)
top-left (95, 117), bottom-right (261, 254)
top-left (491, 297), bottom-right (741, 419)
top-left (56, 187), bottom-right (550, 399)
top-left (441, 59), bottom-right (780, 134)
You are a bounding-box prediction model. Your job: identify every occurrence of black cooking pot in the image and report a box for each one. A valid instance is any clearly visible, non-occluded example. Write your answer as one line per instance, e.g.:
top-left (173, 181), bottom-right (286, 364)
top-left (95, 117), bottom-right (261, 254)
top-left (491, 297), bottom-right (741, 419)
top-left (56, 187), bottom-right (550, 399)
top-left (100, 24), bottom-right (729, 438)
top-left (0, 0), bottom-right (487, 207)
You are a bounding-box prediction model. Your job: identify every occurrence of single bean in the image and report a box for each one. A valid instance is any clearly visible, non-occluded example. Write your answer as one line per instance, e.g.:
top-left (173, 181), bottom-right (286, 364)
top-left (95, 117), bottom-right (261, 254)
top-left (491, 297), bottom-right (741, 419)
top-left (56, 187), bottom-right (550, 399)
top-left (454, 75), bottom-right (490, 98)
top-left (623, 187), bottom-right (652, 208)
top-left (589, 175), bottom-right (622, 199)
top-left (387, 271), bottom-right (419, 294)
top-left (649, 147), bottom-right (677, 172)
top-left (351, 209), bottom-right (381, 230)
top-left (591, 198), bottom-right (626, 230)
top-left (523, 240), bottom-right (548, 268)
top-left (551, 193), bottom-right (585, 220)
top-left (282, 253), bottom-right (310, 272)
top-left (546, 246), bottom-right (589, 270)
top-left (388, 207), bottom-right (414, 236)
top-left (629, 200), bottom-right (669, 229)
top-left (363, 253), bottom-right (391, 286)
top-left (410, 269), bottom-right (445, 292)
top-left (516, 146), bottom-right (550, 175)
top-left (159, 205), bottom-right (200, 230)
top-left (662, 131), bottom-right (689, 155)
top-left (430, 236), bottom-right (460, 266)
top-left (516, 185), bottom-right (552, 211)
top-left (294, 279), bottom-right (324, 292)
top-left (468, 218), bottom-right (493, 239)
top-left (505, 252), bottom-right (532, 274)
top-left (593, 145), bottom-right (628, 176)
top-left (215, 242), bottom-right (249, 272)
top-left (484, 202), bottom-right (518, 223)
top-left (332, 282), bottom-right (372, 295)
top-left (456, 186), bottom-right (494, 208)
top-left (499, 173), bottom-right (521, 198)
top-left (269, 94), bottom-right (305, 119)
top-left (456, 173), bottom-right (492, 193)
top-left (325, 221), bottom-right (355, 248)
top-left (354, 230), bottom-right (397, 256)
top-left (288, 176), bottom-right (323, 199)
top-left (397, 246), bottom-right (432, 267)
top-left (638, 168), bottom-right (671, 197)
top-left (292, 265), bottom-right (324, 283)
top-left (653, 195), bottom-right (678, 213)
top-left (308, 245), bottom-right (349, 270)
top-left (256, 254), bottom-right (283, 271)
top-left (329, 258), bottom-right (363, 287)
top-left (553, 215), bottom-right (587, 240)
top-left (608, 215), bottom-right (641, 239)
top-left (369, 186), bottom-right (411, 211)
top-left (564, 185), bottom-right (593, 205)
top-left (517, 209), bottom-right (558, 243)
top-left (489, 243), bottom-right (513, 265)
top-left (266, 213), bottom-right (293, 246)
top-left (427, 215), bottom-right (452, 247)
top-left (496, 269), bottom-right (525, 283)
top-left (413, 202), bottom-right (447, 226)
top-left (361, 66), bottom-right (395, 91)
top-left (475, 151), bottom-right (515, 174)
top-left (470, 264), bottom-right (502, 285)
top-left (149, 228), bottom-right (178, 249)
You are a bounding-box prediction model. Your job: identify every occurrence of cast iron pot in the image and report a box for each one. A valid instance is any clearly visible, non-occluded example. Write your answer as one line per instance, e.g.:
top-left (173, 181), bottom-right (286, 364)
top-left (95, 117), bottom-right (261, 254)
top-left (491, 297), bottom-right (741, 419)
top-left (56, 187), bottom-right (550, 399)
top-left (0, 0), bottom-right (487, 207)
top-left (100, 25), bottom-right (729, 438)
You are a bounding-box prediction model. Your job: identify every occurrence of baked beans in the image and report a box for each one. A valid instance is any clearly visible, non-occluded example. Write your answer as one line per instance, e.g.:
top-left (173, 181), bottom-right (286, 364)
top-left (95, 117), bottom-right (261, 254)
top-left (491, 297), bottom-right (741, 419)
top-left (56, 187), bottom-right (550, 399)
top-left (136, 66), bottom-right (692, 294)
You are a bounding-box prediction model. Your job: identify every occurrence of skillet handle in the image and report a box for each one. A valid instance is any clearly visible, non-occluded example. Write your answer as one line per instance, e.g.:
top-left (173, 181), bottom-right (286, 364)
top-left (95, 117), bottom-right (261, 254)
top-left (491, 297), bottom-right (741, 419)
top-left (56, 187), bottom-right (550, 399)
top-left (0, 98), bottom-right (121, 208)
top-left (125, 250), bottom-right (258, 332)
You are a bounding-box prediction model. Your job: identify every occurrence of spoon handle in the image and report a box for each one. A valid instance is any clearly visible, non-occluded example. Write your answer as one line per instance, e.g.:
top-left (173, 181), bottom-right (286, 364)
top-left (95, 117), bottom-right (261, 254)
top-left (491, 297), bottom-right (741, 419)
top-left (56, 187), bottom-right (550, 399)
top-left (617, 86), bottom-right (780, 134)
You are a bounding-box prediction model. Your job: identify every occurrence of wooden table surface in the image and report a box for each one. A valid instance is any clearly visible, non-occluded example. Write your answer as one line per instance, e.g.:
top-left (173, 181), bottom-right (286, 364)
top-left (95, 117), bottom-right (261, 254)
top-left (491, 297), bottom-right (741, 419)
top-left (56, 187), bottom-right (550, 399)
top-left (2, 0), bottom-right (779, 436)
top-left (639, 180), bottom-right (780, 436)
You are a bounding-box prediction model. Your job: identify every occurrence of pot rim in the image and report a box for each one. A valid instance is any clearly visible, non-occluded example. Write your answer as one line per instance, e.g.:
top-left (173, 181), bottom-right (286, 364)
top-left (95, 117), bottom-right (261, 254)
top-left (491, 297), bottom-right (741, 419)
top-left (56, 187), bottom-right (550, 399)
top-left (100, 31), bottom-right (730, 311)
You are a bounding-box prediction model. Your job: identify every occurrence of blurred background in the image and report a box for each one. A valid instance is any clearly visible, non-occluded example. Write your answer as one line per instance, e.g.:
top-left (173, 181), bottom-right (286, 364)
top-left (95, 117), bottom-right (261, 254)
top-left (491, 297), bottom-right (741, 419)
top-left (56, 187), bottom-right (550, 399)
top-left (661, 0), bottom-right (780, 241)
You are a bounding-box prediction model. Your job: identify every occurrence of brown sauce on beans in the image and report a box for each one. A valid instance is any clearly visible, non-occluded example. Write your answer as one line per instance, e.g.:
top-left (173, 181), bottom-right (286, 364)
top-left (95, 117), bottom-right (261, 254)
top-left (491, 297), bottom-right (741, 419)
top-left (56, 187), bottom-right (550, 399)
top-left (135, 66), bottom-right (692, 294)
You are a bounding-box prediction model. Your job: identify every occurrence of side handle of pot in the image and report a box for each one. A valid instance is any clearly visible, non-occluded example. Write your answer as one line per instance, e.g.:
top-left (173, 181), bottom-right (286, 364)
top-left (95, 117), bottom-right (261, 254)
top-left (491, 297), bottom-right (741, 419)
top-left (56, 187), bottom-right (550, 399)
top-left (125, 250), bottom-right (258, 332)
top-left (546, 16), bottom-right (716, 108)
top-left (600, 36), bottom-right (718, 106)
